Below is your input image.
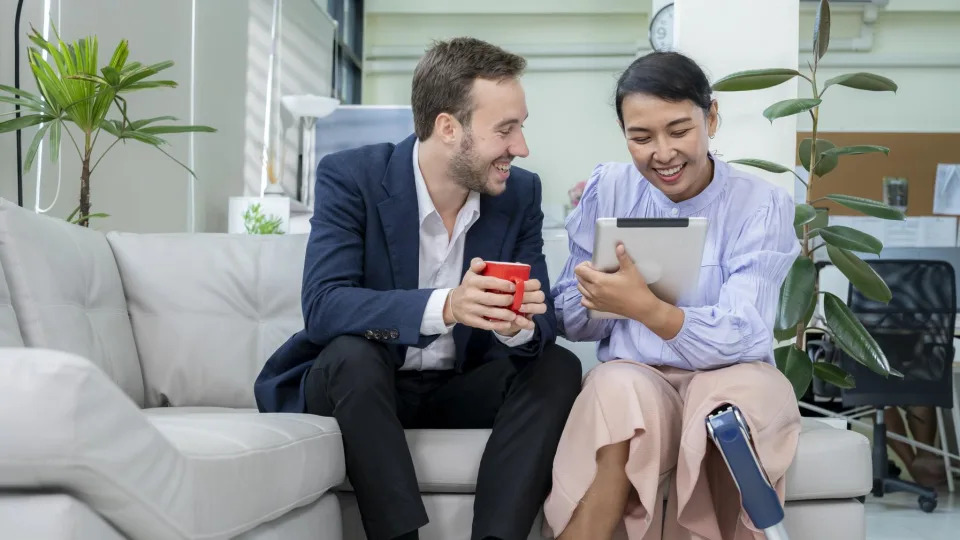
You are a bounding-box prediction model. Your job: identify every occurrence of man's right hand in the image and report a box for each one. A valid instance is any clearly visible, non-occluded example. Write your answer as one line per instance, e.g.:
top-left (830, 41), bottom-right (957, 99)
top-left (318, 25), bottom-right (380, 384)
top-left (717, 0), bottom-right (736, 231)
top-left (443, 258), bottom-right (518, 332)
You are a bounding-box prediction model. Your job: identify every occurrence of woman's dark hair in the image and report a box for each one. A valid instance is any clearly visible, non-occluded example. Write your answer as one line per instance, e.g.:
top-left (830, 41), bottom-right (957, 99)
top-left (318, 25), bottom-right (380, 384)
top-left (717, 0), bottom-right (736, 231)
top-left (615, 51), bottom-right (713, 125)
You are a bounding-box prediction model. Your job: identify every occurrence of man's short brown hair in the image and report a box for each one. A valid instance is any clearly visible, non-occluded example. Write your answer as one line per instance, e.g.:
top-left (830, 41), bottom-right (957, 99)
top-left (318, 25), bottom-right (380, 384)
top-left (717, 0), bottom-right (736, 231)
top-left (411, 37), bottom-right (526, 140)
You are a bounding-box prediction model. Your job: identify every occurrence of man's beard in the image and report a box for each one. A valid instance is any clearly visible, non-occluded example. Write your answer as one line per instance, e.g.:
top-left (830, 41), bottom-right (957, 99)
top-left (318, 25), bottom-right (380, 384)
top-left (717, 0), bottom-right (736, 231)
top-left (448, 129), bottom-right (499, 195)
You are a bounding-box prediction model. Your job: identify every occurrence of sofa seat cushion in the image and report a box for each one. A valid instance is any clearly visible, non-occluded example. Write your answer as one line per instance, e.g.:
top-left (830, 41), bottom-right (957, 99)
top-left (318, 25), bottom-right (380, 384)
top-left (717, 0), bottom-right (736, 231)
top-left (0, 348), bottom-right (344, 540)
top-left (783, 418), bottom-right (872, 500)
top-left (143, 407), bottom-right (345, 512)
top-left (353, 419), bottom-right (869, 499)
top-left (338, 430), bottom-right (489, 494)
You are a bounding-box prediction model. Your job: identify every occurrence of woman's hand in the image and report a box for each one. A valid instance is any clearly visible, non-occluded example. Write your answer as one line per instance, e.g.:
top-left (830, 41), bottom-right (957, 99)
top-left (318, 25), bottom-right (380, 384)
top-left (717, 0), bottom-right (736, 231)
top-left (574, 243), bottom-right (657, 320)
top-left (575, 242), bottom-right (685, 340)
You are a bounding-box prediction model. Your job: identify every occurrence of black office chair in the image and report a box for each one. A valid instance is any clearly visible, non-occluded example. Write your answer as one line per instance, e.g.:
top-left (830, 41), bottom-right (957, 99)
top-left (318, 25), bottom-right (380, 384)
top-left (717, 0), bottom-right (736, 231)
top-left (836, 259), bottom-right (956, 513)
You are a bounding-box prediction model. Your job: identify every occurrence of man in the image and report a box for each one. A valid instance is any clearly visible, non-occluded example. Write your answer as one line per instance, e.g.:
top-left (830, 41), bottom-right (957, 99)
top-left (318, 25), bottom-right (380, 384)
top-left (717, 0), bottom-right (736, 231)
top-left (254, 37), bottom-right (582, 540)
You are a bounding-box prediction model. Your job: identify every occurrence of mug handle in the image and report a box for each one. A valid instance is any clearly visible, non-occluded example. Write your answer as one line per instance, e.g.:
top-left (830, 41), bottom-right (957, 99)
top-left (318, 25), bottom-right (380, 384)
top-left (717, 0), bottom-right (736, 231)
top-left (510, 277), bottom-right (525, 312)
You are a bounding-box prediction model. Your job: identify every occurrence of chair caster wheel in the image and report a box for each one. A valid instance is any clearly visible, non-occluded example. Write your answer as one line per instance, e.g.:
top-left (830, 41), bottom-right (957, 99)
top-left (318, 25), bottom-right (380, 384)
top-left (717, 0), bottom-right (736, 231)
top-left (919, 496), bottom-right (937, 513)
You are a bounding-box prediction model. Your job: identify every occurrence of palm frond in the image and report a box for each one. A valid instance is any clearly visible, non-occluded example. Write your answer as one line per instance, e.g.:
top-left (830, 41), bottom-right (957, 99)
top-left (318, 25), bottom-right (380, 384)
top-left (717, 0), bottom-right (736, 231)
top-left (129, 116), bottom-right (177, 130)
top-left (51, 119), bottom-right (62, 162)
top-left (0, 113), bottom-right (54, 133)
top-left (24, 121), bottom-right (53, 171)
top-left (117, 61), bottom-right (174, 90)
top-left (123, 130), bottom-right (167, 146)
top-left (120, 61), bottom-right (142, 74)
top-left (141, 124), bottom-right (216, 135)
top-left (108, 39), bottom-right (129, 71)
top-left (0, 84), bottom-right (46, 107)
top-left (98, 118), bottom-right (122, 138)
top-left (0, 95), bottom-right (47, 112)
top-left (122, 80), bottom-right (177, 91)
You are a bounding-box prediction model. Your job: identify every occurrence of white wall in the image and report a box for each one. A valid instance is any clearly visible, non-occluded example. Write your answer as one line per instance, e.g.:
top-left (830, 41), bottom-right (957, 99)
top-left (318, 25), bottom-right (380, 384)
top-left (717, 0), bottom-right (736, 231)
top-left (0, 0), bottom-right (193, 232)
top-left (675, 0), bottom-right (799, 195)
top-left (362, 0), bottom-right (960, 215)
top-left (796, 5), bottom-right (960, 133)
top-left (194, 0), bottom-right (250, 233)
top-left (363, 2), bottom-right (645, 221)
top-left (0, 0), bottom-right (334, 233)
top-left (0, 0), bottom-right (42, 206)
top-left (243, 0), bottom-right (336, 205)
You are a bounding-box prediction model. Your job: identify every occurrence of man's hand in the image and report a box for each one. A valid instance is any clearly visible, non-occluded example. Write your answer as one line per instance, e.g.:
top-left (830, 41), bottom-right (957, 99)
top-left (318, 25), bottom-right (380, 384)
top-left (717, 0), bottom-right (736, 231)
top-left (499, 277), bottom-right (547, 336)
top-left (443, 258), bottom-right (545, 334)
top-left (575, 243), bottom-right (658, 320)
top-left (443, 258), bottom-right (518, 333)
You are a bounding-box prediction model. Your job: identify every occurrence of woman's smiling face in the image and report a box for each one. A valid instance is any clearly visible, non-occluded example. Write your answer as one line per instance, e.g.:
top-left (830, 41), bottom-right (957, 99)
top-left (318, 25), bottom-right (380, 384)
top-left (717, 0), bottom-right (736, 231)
top-left (620, 93), bottom-right (718, 203)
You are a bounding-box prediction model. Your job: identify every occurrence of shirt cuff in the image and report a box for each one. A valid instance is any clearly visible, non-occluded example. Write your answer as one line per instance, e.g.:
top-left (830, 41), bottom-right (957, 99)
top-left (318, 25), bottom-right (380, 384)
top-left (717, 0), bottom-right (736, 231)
top-left (495, 326), bottom-right (535, 347)
top-left (420, 288), bottom-right (455, 336)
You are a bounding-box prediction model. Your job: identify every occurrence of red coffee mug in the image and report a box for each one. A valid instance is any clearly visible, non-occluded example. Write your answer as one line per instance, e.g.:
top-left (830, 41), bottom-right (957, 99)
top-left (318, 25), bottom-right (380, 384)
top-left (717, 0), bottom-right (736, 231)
top-left (481, 261), bottom-right (531, 314)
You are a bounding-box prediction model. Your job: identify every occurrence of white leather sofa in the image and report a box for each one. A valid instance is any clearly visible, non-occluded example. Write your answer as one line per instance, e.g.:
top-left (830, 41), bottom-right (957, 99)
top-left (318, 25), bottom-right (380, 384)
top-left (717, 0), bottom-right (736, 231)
top-left (0, 199), bottom-right (873, 539)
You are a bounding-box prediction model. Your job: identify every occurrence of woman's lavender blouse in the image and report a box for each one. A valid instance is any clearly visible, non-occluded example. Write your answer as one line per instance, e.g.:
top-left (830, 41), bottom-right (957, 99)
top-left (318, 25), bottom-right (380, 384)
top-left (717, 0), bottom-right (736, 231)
top-left (552, 158), bottom-right (799, 370)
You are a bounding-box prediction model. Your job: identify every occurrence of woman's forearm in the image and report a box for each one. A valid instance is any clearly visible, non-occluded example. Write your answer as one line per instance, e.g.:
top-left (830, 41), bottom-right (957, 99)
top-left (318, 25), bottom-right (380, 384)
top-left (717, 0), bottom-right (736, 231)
top-left (627, 296), bottom-right (685, 341)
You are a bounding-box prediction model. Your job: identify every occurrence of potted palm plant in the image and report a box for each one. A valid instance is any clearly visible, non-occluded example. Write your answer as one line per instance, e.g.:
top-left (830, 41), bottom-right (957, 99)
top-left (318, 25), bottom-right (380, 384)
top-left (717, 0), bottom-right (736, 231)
top-left (0, 25), bottom-right (215, 226)
top-left (711, 0), bottom-right (903, 399)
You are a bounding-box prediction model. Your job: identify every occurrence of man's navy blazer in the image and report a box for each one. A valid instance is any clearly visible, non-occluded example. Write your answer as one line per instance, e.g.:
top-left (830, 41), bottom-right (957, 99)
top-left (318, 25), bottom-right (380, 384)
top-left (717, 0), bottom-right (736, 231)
top-left (253, 134), bottom-right (557, 413)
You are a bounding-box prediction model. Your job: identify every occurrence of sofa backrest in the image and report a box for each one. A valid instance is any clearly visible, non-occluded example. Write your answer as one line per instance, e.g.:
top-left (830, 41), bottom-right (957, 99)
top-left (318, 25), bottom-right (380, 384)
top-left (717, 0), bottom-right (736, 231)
top-left (106, 232), bottom-right (307, 408)
top-left (0, 200), bottom-right (145, 406)
top-left (0, 260), bottom-right (24, 348)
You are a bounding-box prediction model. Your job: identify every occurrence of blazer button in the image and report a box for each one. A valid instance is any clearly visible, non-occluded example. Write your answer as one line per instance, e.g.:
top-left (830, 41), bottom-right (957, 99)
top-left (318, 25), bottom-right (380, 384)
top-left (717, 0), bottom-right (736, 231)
top-left (389, 330), bottom-right (399, 339)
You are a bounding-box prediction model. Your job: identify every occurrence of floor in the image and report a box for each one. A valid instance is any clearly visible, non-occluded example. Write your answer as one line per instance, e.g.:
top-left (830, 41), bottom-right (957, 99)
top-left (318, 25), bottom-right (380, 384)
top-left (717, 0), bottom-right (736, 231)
top-left (865, 488), bottom-right (960, 539)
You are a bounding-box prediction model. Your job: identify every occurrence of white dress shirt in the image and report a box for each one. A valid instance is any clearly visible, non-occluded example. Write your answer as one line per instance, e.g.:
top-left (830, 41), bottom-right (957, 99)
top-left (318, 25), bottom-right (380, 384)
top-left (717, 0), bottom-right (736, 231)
top-left (401, 139), bottom-right (535, 371)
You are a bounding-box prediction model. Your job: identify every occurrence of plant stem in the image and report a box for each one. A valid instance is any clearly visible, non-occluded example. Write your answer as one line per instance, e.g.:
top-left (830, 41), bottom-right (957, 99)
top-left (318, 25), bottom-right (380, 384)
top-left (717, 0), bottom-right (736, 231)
top-left (792, 170), bottom-right (809, 187)
top-left (90, 125), bottom-right (102, 152)
top-left (113, 96), bottom-right (131, 128)
top-left (79, 131), bottom-right (92, 227)
top-left (90, 137), bottom-right (122, 173)
top-left (61, 120), bottom-right (83, 158)
top-left (796, 64), bottom-right (822, 349)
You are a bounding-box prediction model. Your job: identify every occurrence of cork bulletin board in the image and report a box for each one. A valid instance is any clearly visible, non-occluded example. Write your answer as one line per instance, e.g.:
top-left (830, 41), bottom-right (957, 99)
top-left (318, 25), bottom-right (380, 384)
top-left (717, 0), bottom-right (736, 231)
top-left (799, 132), bottom-right (960, 217)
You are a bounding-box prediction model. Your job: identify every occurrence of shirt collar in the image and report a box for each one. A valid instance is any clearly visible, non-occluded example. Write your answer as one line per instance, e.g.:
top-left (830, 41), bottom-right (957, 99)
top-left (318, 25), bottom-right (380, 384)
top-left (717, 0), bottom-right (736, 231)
top-left (648, 153), bottom-right (728, 216)
top-left (412, 139), bottom-right (480, 225)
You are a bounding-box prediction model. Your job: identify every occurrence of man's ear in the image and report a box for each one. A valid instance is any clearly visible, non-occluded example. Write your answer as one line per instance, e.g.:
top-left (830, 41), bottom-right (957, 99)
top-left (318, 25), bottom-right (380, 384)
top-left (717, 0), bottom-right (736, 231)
top-left (434, 112), bottom-right (460, 145)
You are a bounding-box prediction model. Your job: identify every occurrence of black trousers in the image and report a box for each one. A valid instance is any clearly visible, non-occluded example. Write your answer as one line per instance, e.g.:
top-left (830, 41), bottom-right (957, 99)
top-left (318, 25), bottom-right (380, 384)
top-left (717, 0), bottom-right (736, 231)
top-left (303, 335), bottom-right (582, 540)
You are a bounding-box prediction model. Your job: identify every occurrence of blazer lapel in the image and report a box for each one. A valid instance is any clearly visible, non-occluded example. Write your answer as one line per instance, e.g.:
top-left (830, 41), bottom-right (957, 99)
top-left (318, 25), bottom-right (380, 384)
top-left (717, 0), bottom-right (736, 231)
top-left (455, 194), bottom-right (511, 366)
top-left (377, 135), bottom-right (419, 290)
top-left (461, 195), bottom-right (510, 275)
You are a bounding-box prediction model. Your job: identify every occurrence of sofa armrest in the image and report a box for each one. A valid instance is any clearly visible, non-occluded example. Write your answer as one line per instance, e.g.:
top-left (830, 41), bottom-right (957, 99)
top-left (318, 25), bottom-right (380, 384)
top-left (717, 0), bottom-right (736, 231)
top-left (0, 348), bottom-right (190, 539)
top-left (0, 493), bottom-right (126, 540)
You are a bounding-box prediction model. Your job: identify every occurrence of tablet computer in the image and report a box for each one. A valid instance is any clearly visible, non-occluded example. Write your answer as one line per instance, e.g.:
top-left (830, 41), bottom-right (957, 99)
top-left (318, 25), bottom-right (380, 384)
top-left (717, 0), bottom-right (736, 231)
top-left (589, 217), bottom-right (708, 319)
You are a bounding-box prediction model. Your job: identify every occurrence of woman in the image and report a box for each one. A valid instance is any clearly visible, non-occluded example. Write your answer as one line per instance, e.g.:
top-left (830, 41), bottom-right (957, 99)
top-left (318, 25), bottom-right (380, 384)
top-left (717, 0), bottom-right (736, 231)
top-left (543, 51), bottom-right (802, 540)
